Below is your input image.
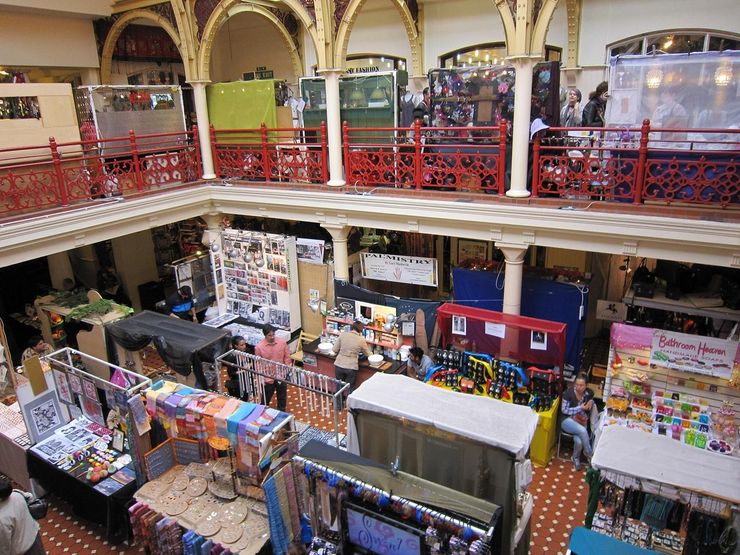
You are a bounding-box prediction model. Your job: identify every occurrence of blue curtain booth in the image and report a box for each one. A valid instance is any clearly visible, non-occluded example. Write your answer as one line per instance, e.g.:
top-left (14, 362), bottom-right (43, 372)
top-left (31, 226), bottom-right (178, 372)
top-left (451, 268), bottom-right (588, 373)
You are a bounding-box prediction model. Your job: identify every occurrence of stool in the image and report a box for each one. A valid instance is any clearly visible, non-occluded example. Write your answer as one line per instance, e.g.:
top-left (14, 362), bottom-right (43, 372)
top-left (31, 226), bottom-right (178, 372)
top-left (557, 429), bottom-right (575, 460)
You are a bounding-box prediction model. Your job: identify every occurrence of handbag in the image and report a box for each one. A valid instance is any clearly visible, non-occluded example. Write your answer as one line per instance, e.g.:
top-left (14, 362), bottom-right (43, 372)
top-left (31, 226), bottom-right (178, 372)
top-left (26, 496), bottom-right (48, 520)
top-left (573, 411), bottom-right (589, 426)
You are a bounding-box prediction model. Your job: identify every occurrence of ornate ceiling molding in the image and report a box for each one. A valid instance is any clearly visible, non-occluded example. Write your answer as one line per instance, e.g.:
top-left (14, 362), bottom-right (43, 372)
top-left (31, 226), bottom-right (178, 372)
top-left (150, 1), bottom-right (178, 30)
top-left (267, 7), bottom-right (301, 50)
top-left (194, 0), bottom-right (221, 41)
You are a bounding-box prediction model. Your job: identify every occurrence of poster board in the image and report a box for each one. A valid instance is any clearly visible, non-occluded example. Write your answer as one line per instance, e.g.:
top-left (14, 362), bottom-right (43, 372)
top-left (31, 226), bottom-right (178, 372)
top-left (219, 230), bottom-right (302, 332)
top-left (173, 437), bottom-right (204, 465)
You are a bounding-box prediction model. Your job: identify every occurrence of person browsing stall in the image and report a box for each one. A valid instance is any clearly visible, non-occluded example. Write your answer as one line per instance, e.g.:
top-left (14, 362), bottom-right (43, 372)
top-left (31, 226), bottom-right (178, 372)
top-left (0, 478), bottom-right (46, 555)
top-left (166, 285), bottom-right (197, 321)
top-left (254, 324), bottom-right (291, 412)
top-left (223, 335), bottom-right (249, 400)
top-left (332, 319), bottom-right (373, 392)
top-left (561, 372), bottom-right (599, 470)
top-left (560, 88), bottom-right (582, 127)
top-left (407, 347), bottom-right (433, 381)
top-left (20, 336), bottom-right (53, 364)
top-left (582, 81), bottom-right (609, 128)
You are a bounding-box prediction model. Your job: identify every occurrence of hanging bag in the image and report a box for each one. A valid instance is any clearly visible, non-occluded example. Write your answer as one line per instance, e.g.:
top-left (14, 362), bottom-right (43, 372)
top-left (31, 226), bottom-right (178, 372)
top-left (15, 490), bottom-right (48, 520)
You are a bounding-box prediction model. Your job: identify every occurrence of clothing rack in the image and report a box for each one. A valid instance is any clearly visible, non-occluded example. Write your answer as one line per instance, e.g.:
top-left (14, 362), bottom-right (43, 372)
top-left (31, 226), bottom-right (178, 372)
top-left (218, 350), bottom-right (349, 447)
top-left (293, 454), bottom-right (494, 543)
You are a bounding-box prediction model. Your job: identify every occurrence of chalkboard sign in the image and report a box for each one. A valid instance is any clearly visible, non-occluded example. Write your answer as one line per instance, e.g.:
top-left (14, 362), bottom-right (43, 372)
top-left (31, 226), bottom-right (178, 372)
top-left (174, 438), bottom-right (203, 465)
top-left (144, 440), bottom-right (175, 480)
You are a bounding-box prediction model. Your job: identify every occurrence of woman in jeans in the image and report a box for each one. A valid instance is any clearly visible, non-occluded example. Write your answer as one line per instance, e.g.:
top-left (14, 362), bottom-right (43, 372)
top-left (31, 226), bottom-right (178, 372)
top-left (561, 373), bottom-right (598, 470)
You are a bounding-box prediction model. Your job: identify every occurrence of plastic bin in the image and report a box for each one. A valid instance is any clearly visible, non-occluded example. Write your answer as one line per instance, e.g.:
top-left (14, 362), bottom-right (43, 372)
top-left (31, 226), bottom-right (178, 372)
top-left (530, 397), bottom-right (560, 467)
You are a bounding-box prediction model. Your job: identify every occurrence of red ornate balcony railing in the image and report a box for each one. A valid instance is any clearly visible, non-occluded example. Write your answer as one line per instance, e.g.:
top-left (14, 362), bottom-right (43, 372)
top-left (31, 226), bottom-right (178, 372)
top-left (343, 120), bottom-right (508, 193)
top-left (0, 129), bottom-right (199, 217)
top-left (211, 123), bottom-right (328, 184)
top-left (532, 120), bottom-right (739, 207)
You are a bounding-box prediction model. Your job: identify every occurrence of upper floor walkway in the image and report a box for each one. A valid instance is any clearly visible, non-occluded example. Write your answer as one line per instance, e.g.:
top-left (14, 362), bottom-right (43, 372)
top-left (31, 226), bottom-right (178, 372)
top-left (0, 122), bottom-right (738, 269)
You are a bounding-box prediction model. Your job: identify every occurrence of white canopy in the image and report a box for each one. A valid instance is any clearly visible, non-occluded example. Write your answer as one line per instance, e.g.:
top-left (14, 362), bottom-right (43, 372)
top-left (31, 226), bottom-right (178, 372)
top-left (346, 373), bottom-right (539, 459)
top-left (593, 426), bottom-right (740, 504)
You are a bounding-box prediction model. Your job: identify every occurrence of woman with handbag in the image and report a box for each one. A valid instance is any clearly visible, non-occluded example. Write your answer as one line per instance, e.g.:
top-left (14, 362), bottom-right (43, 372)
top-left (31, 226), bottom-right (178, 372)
top-left (561, 373), bottom-right (598, 471)
top-left (0, 478), bottom-right (46, 555)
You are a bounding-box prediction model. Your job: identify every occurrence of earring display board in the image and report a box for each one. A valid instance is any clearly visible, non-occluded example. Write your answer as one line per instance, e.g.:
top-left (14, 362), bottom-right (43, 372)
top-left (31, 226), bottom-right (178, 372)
top-left (219, 229), bottom-right (302, 333)
top-left (601, 323), bottom-right (739, 456)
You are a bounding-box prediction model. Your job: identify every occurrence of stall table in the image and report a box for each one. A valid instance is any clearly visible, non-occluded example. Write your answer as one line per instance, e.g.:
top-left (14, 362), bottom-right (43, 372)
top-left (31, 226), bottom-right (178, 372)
top-left (0, 403), bottom-right (35, 491)
top-left (301, 338), bottom-right (407, 390)
top-left (27, 449), bottom-right (136, 543)
top-left (568, 526), bottom-right (656, 555)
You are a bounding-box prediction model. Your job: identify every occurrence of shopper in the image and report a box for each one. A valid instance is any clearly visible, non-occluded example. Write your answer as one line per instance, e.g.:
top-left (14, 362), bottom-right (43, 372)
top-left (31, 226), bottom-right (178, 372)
top-left (222, 335), bottom-right (250, 399)
top-left (560, 88), bottom-right (582, 127)
top-left (581, 81), bottom-right (608, 127)
top-left (332, 320), bottom-right (373, 392)
top-left (20, 336), bottom-right (53, 364)
top-left (254, 324), bottom-right (291, 412)
top-left (0, 478), bottom-right (46, 555)
top-left (561, 372), bottom-right (598, 470)
top-left (166, 286), bottom-right (197, 321)
top-left (407, 347), bottom-right (433, 381)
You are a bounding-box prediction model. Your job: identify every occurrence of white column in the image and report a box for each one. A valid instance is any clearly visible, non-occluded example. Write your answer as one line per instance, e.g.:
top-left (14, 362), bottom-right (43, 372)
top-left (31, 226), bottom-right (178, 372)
top-left (190, 80), bottom-right (216, 179)
top-left (497, 243), bottom-right (528, 315)
top-left (322, 224), bottom-right (350, 280)
top-left (47, 252), bottom-right (74, 291)
top-left (507, 58), bottom-right (536, 198)
top-left (317, 69), bottom-right (345, 187)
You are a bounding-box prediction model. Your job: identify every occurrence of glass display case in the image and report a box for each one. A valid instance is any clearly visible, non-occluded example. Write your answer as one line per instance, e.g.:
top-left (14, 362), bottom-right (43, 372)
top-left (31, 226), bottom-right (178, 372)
top-left (427, 61), bottom-right (560, 129)
top-left (300, 71), bottom-right (399, 131)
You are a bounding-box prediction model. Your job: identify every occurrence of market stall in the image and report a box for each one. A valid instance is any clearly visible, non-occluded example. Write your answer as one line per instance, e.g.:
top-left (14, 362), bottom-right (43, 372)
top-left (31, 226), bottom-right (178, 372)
top-left (106, 310), bottom-right (231, 389)
top-left (587, 425), bottom-right (739, 554)
top-left (290, 439), bottom-right (503, 555)
top-left (346, 372), bottom-right (539, 555)
top-left (21, 348), bottom-right (150, 542)
top-left (434, 302), bottom-right (567, 467)
top-left (600, 323), bottom-right (739, 455)
top-left (130, 379), bottom-right (295, 553)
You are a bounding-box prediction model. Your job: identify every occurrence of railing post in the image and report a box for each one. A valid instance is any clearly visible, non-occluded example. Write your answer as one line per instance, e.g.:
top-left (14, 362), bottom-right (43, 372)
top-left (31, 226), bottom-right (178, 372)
top-left (191, 125), bottom-right (203, 180)
top-left (129, 130), bottom-right (144, 192)
top-left (531, 133), bottom-right (541, 198)
top-left (633, 118), bottom-right (650, 204)
top-left (49, 137), bottom-right (69, 206)
top-left (260, 123), bottom-right (272, 181)
top-left (413, 119), bottom-right (423, 190)
top-left (498, 120), bottom-right (508, 195)
top-left (341, 121), bottom-right (350, 186)
top-left (209, 125), bottom-right (220, 178)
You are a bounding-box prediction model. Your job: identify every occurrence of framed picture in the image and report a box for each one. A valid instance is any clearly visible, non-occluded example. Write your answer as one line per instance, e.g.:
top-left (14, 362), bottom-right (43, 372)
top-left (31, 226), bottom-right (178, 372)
top-left (452, 315), bottom-right (467, 335)
top-left (22, 389), bottom-right (65, 444)
top-left (457, 239), bottom-right (489, 263)
top-left (52, 369), bottom-right (73, 404)
top-left (82, 378), bottom-right (97, 400)
top-left (531, 330), bottom-right (548, 351)
top-left (80, 395), bottom-right (105, 427)
top-left (68, 374), bottom-right (82, 396)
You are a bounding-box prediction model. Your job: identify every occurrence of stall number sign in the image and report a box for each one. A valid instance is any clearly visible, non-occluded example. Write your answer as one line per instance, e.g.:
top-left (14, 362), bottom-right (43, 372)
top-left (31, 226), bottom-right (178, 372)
top-left (255, 66), bottom-right (274, 80)
top-left (650, 329), bottom-right (738, 379)
top-left (360, 253), bottom-right (437, 287)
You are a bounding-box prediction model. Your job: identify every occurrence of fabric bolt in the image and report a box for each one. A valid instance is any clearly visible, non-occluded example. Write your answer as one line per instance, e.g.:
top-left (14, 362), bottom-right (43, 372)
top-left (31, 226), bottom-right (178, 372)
top-left (264, 474), bottom-right (291, 555)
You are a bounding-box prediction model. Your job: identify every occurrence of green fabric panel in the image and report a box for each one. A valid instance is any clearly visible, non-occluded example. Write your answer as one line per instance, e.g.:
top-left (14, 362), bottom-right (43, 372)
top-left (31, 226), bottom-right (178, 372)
top-left (207, 80), bottom-right (278, 143)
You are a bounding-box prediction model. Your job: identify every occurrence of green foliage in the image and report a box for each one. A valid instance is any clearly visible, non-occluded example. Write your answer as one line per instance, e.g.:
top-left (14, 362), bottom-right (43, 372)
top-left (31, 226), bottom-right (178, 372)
top-left (65, 299), bottom-right (134, 321)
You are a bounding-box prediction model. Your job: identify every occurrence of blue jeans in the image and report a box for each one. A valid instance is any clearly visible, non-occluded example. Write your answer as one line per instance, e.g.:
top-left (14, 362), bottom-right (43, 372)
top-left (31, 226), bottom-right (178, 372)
top-left (562, 416), bottom-right (593, 460)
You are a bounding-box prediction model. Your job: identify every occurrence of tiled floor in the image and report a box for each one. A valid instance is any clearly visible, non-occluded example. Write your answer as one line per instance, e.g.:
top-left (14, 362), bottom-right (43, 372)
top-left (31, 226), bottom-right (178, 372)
top-left (34, 386), bottom-right (588, 555)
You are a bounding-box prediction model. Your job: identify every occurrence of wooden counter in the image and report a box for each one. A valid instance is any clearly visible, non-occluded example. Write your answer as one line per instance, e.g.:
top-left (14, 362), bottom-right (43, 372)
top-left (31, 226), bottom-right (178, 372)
top-left (301, 338), bottom-right (407, 388)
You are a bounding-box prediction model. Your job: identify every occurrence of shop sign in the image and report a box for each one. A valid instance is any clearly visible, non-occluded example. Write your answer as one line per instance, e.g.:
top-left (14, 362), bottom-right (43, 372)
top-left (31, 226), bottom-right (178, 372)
top-left (650, 330), bottom-right (738, 379)
top-left (360, 253), bottom-right (437, 287)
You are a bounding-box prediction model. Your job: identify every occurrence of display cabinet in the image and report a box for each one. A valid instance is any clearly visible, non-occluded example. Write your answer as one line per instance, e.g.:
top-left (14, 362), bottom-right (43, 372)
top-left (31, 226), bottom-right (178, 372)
top-left (428, 61), bottom-right (560, 128)
top-left (324, 315), bottom-right (401, 350)
top-left (300, 72), bottom-right (400, 131)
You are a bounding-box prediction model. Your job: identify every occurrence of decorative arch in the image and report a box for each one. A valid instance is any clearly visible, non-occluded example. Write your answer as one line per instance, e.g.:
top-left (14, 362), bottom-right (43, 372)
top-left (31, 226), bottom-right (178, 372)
top-left (492, 0), bottom-right (518, 56)
top-left (530, 0), bottom-right (560, 57)
top-left (100, 10), bottom-right (187, 84)
top-left (335, 0), bottom-right (421, 75)
top-left (197, 0), bottom-right (320, 80)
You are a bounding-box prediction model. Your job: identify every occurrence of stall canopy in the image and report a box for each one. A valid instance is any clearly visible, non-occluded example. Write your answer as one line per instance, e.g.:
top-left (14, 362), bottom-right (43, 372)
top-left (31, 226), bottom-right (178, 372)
top-left (299, 440), bottom-right (502, 526)
top-left (592, 426), bottom-right (740, 504)
top-left (346, 373), bottom-right (539, 459)
top-left (106, 310), bottom-right (230, 377)
top-left (437, 302), bottom-right (566, 372)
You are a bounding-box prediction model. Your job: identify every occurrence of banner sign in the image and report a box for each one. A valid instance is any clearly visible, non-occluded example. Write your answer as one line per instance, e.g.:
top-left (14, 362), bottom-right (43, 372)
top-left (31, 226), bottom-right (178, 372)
top-left (360, 253), bottom-right (438, 287)
top-left (650, 329), bottom-right (737, 379)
